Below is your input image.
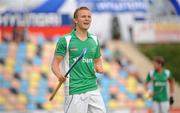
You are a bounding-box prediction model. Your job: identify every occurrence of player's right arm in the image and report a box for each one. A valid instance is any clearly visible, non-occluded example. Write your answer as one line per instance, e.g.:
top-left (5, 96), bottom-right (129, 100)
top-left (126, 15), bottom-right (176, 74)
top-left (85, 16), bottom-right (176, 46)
top-left (145, 73), bottom-right (151, 90)
top-left (51, 37), bottom-right (67, 83)
top-left (145, 72), bottom-right (153, 97)
top-left (51, 56), bottom-right (66, 83)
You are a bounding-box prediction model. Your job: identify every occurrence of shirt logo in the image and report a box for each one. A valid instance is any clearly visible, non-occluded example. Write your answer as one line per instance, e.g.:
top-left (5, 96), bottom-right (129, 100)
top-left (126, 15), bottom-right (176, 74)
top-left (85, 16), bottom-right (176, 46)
top-left (154, 82), bottom-right (166, 87)
top-left (70, 48), bottom-right (78, 51)
top-left (73, 57), bottom-right (93, 63)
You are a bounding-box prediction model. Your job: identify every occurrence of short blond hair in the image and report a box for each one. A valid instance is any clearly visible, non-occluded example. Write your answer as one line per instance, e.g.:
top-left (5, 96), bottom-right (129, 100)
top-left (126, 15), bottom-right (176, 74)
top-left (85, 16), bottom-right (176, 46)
top-left (153, 56), bottom-right (165, 66)
top-left (73, 6), bottom-right (90, 18)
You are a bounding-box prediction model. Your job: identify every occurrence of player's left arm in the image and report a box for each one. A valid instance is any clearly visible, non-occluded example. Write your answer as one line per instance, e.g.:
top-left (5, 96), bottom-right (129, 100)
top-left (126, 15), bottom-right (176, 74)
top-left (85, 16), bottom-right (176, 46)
top-left (94, 57), bottom-right (104, 73)
top-left (168, 76), bottom-right (175, 97)
top-left (94, 38), bottom-right (104, 73)
top-left (168, 71), bottom-right (175, 105)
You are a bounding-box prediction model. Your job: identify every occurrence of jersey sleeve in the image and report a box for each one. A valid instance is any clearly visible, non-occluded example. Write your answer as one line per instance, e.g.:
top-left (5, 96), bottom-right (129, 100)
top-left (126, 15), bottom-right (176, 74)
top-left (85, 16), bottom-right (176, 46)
top-left (54, 38), bottom-right (67, 56)
top-left (94, 39), bottom-right (101, 59)
top-left (167, 70), bottom-right (173, 80)
top-left (146, 73), bottom-right (151, 83)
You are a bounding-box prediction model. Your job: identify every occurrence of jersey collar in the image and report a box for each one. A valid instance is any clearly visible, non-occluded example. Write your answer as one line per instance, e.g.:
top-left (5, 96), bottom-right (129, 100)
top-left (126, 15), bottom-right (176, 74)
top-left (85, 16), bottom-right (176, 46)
top-left (71, 29), bottom-right (91, 38)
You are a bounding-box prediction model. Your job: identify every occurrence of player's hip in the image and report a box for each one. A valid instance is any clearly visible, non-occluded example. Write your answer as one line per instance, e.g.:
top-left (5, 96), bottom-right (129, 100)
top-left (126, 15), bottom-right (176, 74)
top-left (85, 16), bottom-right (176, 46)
top-left (64, 89), bottom-right (106, 113)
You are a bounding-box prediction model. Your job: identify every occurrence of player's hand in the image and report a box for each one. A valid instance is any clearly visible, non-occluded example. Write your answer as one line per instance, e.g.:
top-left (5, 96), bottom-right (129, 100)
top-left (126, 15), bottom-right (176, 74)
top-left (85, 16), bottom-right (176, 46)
top-left (149, 92), bottom-right (154, 97)
top-left (57, 75), bottom-right (66, 83)
top-left (169, 96), bottom-right (174, 106)
top-left (147, 90), bottom-right (153, 98)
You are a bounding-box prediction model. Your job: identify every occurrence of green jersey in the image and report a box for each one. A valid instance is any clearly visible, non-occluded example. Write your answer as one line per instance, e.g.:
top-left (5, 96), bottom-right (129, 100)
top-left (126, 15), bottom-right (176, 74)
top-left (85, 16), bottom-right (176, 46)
top-left (146, 69), bottom-right (172, 102)
top-left (55, 30), bottom-right (101, 95)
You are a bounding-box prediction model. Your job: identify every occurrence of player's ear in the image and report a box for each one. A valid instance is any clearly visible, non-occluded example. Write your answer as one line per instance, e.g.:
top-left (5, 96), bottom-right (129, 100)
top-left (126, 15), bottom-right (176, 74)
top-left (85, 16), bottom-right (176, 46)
top-left (73, 18), bottom-right (78, 24)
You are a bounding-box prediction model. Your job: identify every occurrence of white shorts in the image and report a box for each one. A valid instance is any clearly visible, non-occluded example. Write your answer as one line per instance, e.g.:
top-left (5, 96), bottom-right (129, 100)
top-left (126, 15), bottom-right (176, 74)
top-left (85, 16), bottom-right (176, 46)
top-left (152, 101), bottom-right (170, 113)
top-left (64, 89), bottom-right (106, 113)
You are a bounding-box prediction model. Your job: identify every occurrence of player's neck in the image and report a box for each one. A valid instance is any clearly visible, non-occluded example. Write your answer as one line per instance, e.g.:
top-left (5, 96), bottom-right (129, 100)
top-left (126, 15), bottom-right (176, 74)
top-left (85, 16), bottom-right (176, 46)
top-left (75, 28), bottom-right (88, 41)
top-left (156, 68), bottom-right (163, 74)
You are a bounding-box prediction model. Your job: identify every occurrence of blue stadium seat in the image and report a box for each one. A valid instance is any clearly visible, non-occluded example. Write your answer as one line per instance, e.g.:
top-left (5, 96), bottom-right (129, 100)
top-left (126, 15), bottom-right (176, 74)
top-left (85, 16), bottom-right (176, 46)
top-left (15, 57), bottom-right (25, 65)
top-left (101, 93), bottom-right (110, 105)
top-left (33, 56), bottom-right (42, 65)
top-left (119, 69), bottom-right (128, 78)
top-left (0, 105), bottom-right (4, 111)
top-left (14, 64), bottom-right (23, 73)
top-left (145, 100), bottom-right (153, 108)
top-left (100, 75), bottom-right (111, 87)
top-left (36, 95), bottom-right (46, 104)
top-left (103, 48), bottom-right (112, 60)
top-left (0, 75), bottom-right (4, 88)
top-left (2, 79), bottom-right (11, 88)
top-left (126, 92), bottom-right (137, 101)
top-left (27, 102), bottom-right (37, 110)
top-left (38, 79), bottom-right (47, 96)
top-left (37, 36), bottom-right (46, 46)
top-left (110, 79), bottom-right (119, 86)
top-left (118, 84), bottom-right (127, 93)
top-left (16, 43), bottom-right (26, 60)
top-left (18, 42), bottom-right (27, 53)
top-left (20, 80), bottom-right (29, 94)
top-left (0, 43), bottom-right (8, 60)
top-left (28, 94), bottom-right (38, 103)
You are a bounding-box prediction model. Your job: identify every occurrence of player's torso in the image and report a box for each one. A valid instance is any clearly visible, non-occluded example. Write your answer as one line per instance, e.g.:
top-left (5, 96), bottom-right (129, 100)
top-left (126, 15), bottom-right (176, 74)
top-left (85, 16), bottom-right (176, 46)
top-left (68, 35), bottom-right (98, 94)
top-left (153, 70), bottom-right (169, 101)
top-left (153, 71), bottom-right (168, 87)
top-left (69, 36), bottom-right (97, 61)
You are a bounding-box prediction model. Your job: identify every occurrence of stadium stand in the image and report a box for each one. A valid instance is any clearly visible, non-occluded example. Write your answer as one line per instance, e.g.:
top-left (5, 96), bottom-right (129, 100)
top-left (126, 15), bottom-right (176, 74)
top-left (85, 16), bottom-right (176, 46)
top-left (0, 33), bottom-right (153, 112)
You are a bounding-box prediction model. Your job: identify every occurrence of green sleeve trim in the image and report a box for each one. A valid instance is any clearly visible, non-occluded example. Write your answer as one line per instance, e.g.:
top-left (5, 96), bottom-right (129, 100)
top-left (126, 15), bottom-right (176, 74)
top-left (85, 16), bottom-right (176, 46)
top-left (146, 73), bottom-right (151, 83)
top-left (54, 37), bottom-right (67, 56)
top-left (94, 39), bottom-right (101, 59)
top-left (168, 70), bottom-right (173, 79)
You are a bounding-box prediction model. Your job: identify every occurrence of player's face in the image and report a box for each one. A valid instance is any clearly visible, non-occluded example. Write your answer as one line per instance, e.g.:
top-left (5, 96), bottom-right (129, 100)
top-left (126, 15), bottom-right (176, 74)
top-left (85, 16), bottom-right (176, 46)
top-left (74, 9), bottom-right (92, 30)
top-left (153, 61), bottom-right (162, 70)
